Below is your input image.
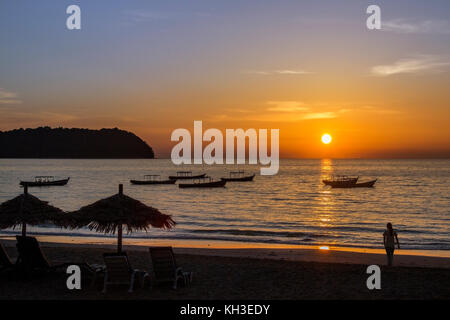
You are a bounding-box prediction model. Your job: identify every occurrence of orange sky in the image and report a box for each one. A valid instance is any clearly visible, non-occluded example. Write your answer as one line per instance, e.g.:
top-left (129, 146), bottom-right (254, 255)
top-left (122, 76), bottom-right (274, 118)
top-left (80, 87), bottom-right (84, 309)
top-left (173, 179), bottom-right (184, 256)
top-left (1, 1), bottom-right (449, 158)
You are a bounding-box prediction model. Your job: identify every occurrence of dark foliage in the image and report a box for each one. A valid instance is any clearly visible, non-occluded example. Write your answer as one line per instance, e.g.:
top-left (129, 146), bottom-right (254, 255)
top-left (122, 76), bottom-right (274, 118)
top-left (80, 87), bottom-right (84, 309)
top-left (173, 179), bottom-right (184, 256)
top-left (0, 127), bottom-right (154, 158)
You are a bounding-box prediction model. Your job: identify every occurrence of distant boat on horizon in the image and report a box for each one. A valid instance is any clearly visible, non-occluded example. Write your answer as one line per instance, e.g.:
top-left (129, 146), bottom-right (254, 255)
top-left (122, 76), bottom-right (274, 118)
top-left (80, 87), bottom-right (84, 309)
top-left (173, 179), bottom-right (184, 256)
top-left (130, 175), bottom-right (176, 185)
top-left (323, 175), bottom-right (377, 188)
top-left (179, 177), bottom-right (226, 188)
top-left (221, 171), bottom-right (255, 182)
top-left (20, 176), bottom-right (70, 187)
top-left (169, 171), bottom-right (206, 180)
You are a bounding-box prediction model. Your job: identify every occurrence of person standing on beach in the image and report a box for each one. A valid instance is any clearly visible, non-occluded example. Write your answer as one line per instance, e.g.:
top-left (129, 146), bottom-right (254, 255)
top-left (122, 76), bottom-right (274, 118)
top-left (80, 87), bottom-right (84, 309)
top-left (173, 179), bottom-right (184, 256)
top-left (383, 223), bottom-right (400, 266)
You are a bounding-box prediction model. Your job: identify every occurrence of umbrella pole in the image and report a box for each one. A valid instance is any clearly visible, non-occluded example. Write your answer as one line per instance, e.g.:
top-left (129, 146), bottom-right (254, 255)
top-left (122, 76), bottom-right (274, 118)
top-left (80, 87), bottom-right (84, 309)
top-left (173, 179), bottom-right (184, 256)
top-left (117, 184), bottom-right (124, 253)
top-left (21, 185), bottom-right (28, 237)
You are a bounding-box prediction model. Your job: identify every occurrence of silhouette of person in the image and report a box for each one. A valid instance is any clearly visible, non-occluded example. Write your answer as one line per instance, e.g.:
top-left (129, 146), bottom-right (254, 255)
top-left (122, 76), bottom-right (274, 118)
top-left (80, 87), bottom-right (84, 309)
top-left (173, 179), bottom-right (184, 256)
top-left (383, 222), bottom-right (400, 266)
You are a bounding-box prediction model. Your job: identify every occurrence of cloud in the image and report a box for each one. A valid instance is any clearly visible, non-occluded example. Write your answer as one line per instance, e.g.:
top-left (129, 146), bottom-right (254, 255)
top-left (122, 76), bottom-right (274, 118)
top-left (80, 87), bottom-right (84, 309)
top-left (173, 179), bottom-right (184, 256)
top-left (244, 69), bottom-right (313, 75)
top-left (382, 19), bottom-right (450, 35)
top-left (371, 55), bottom-right (450, 76)
top-left (298, 112), bottom-right (337, 120)
top-left (266, 101), bottom-right (309, 112)
top-left (0, 88), bottom-right (22, 104)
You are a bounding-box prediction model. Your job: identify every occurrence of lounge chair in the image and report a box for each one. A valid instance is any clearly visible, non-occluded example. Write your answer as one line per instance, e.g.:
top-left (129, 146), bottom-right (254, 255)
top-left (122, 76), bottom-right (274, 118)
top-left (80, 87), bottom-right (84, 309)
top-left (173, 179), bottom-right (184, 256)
top-left (0, 242), bottom-right (15, 272)
top-left (102, 252), bottom-right (148, 293)
top-left (148, 246), bottom-right (193, 289)
top-left (15, 236), bottom-right (57, 273)
top-left (15, 236), bottom-right (103, 282)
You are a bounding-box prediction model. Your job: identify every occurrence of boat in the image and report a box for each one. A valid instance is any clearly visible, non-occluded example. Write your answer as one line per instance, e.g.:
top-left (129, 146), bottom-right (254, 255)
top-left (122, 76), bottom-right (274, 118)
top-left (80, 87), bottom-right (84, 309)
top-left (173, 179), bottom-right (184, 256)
top-left (322, 175), bottom-right (359, 187)
top-left (221, 171), bottom-right (255, 182)
top-left (324, 176), bottom-right (377, 188)
top-left (168, 171), bottom-right (206, 180)
top-left (179, 177), bottom-right (226, 188)
top-left (20, 176), bottom-right (70, 187)
top-left (347, 179), bottom-right (377, 188)
top-left (130, 175), bottom-right (176, 185)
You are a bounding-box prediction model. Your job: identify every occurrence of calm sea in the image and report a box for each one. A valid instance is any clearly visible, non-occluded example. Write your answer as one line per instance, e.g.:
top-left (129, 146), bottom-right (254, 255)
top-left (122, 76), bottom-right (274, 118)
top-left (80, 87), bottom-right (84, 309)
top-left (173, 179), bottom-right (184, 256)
top-left (0, 159), bottom-right (449, 251)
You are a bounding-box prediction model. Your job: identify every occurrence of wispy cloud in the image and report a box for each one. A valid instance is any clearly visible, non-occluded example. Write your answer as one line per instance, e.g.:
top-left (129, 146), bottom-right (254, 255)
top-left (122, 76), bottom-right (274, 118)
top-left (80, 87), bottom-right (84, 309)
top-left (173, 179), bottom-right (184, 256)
top-left (266, 101), bottom-right (309, 112)
top-left (382, 19), bottom-right (450, 35)
top-left (0, 88), bottom-right (22, 104)
top-left (209, 102), bottom-right (402, 123)
top-left (371, 55), bottom-right (450, 76)
top-left (244, 69), bottom-right (313, 76)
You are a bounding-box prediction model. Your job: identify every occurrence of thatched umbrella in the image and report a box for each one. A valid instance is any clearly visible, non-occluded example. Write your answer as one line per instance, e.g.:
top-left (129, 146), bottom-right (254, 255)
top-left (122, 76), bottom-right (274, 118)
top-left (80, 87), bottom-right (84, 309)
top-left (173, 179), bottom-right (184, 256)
top-left (0, 185), bottom-right (64, 236)
top-left (69, 184), bottom-right (175, 253)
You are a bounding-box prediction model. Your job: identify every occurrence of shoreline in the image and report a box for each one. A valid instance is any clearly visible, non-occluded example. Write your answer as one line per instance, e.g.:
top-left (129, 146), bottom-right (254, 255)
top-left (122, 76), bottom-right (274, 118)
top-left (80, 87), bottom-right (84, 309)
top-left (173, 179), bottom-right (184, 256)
top-left (2, 235), bottom-right (449, 269)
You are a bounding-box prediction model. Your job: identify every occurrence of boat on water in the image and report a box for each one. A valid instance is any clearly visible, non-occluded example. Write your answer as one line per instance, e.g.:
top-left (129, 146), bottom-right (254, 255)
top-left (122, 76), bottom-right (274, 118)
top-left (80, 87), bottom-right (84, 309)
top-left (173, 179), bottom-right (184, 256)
top-left (323, 176), bottom-right (377, 188)
top-left (130, 175), bottom-right (176, 185)
top-left (221, 171), bottom-right (255, 182)
top-left (169, 171), bottom-right (206, 180)
top-left (340, 179), bottom-right (377, 188)
top-left (179, 177), bottom-right (226, 188)
top-left (20, 176), bottom-right (70, 187)
top-left (322, 175), bottom-right (359, 187)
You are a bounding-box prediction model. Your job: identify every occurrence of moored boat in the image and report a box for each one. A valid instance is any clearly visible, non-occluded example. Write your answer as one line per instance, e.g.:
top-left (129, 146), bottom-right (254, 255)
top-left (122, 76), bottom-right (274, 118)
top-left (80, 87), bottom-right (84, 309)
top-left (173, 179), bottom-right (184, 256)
top-left (179, 177), bottom-right (226, 188)
top-left (325, 177), bottom-right (377, 188)
top-left (221, 171), bottom-right (255, 182)
top-left (20, 176), bottom-right (70, 187)
top-left (322, 175), bottom-right (359, 187)
top-left (130, 175), bottom-right (176, 185)
top-left (169, 171), bottom-right (206, 180)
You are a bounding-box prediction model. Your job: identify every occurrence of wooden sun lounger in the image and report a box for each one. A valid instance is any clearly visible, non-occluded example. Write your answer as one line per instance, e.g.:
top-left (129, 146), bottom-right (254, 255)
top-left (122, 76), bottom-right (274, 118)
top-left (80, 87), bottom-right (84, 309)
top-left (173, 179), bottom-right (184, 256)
top-left (148, 246), bottom-right (193, 289)
top-left (15, 236), bottom-right (104, 282)
top-left (102, 252), bottom-right (148, 293)
top-left (0, 242), bottom-right (15, 272)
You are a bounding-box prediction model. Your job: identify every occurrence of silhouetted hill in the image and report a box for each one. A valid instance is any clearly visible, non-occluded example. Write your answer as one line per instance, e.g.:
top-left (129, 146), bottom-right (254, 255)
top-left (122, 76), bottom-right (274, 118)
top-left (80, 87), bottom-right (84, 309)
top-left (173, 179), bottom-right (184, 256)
top-left (0, 127), bottom-right (154, 158)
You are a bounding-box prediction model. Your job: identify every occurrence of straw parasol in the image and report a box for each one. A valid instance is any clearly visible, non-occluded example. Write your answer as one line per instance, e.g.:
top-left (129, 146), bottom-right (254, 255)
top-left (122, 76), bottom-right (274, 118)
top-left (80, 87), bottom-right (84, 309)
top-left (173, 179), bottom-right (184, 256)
top-left (68, 184), bottom-right (175, 253)
top-left (0, 185), bottom-right (64, 236)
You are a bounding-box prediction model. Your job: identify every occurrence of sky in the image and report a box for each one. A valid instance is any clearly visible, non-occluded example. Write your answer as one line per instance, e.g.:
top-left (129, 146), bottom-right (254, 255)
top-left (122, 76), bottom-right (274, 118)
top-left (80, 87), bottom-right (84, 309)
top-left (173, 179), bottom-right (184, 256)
top-left (1, 0), bottom-right (449, 158)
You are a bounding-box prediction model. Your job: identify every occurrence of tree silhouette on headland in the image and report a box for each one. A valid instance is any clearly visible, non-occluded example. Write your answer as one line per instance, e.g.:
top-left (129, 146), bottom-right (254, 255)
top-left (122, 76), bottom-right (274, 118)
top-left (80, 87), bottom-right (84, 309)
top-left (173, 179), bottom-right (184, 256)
top-left (0, 127), bottom-right (154, 158)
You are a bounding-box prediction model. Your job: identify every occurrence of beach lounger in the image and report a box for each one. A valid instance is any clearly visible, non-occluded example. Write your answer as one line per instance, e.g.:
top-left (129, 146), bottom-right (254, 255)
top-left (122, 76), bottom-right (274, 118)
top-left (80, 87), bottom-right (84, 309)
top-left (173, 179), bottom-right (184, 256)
top-left (15, 236), bottom-right (58, 273)
top-left (0, 242), bottom-right (15, 272)
top-left (15, 236), bottom-right (100, 279)
top-left (102, 252), bottom-right (148, 293)
top-left (148, 246), bottom-right (193, 289)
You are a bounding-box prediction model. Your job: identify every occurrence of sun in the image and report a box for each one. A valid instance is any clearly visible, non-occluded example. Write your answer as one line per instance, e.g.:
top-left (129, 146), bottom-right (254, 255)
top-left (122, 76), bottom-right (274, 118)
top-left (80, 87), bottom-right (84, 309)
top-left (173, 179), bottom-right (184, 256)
top-left (321, 134), bottom-right (332, 144)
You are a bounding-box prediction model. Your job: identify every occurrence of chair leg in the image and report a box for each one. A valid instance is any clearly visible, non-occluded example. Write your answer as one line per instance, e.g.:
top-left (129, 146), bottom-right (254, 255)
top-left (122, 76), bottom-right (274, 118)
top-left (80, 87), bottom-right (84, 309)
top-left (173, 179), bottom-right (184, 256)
top-left (173, 278), bottom-right (178, 290)
top-left (102, 273), bottom-right (108, 293)
top-left (128, 272), bottom-right (136, 293)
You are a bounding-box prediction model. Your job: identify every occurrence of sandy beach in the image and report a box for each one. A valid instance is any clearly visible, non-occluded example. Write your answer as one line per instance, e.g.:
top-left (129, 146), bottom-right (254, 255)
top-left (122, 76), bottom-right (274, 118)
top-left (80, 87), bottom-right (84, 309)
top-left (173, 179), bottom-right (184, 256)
top-left (1, 240), bottom-right (449, 300)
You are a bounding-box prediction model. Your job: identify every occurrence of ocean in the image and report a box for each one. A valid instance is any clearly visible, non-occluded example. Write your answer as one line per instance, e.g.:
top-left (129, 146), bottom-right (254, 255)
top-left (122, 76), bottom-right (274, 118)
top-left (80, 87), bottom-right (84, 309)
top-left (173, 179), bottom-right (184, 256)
top-left (0, 159), bottom-right (449, 251)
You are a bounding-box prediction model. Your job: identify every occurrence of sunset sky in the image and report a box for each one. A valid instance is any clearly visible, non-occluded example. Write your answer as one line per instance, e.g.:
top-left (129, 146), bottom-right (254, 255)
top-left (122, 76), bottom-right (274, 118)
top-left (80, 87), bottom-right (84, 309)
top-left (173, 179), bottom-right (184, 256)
top-left (1, 0), bottom-right (449, 158)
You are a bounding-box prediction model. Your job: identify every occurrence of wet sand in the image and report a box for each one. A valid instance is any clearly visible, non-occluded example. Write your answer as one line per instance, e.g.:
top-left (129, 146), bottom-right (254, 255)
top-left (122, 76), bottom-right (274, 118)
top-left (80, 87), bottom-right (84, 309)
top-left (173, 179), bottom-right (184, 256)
top-left (1, 242), bottom-right (449, 300)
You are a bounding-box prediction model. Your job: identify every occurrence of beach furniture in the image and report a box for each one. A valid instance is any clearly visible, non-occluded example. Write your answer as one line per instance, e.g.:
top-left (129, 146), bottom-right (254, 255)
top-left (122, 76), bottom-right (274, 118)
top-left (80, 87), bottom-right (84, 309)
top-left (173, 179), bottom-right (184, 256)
top-left (15, 236), bottom-right (56, 273)
top-left (148, 246), bottom-right (193, 289)
top-left (102, 252), bottom-right (148, 293)
top-left (0, 242), bottom-right (14, 271)
top-left (15, 236), bottom-right (99, 278)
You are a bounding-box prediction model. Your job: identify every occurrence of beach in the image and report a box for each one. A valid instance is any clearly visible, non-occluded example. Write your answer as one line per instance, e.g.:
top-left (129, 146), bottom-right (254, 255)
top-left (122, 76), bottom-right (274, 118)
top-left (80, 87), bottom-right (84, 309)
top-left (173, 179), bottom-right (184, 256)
top-left (1, 241), bottom-right (449, 300)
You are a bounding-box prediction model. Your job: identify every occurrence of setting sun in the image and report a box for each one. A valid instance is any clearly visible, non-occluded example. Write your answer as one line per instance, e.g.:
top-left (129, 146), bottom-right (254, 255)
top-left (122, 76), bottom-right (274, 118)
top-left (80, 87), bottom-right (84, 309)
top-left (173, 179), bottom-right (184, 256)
top-left (321, 134), bottom-right (332, 144)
